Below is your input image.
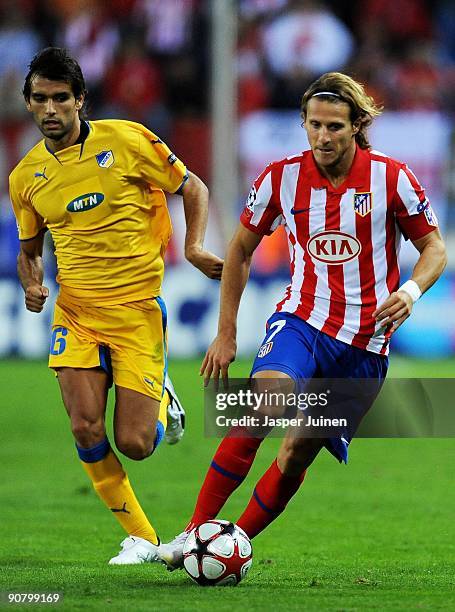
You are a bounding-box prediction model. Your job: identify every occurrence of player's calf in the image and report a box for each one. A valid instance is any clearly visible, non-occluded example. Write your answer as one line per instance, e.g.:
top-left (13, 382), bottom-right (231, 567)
top-left (277, 435), bottom-right (324, 475)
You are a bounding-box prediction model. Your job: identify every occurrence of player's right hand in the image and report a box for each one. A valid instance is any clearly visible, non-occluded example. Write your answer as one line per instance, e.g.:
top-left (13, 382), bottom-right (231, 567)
top-left (200, 335), bottom-right (237, 388)
top-left (25, 284), bottom-right (49, 312)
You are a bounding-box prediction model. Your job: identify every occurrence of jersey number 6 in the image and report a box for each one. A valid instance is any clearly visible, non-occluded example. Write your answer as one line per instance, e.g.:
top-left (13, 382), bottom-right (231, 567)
top-left (50, 326), bottom-right (68, 355)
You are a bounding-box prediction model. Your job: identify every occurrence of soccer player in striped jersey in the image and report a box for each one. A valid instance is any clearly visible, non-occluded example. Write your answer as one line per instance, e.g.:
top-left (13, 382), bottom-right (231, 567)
top-left (159, 72), bottom-right (447, 568)
top-left (10, 47), bottom-right (223, 564)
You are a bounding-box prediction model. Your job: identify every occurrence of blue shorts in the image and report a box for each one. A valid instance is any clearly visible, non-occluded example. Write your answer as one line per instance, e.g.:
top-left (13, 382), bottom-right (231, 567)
top-left (251, 312), bottom-right (389, 463)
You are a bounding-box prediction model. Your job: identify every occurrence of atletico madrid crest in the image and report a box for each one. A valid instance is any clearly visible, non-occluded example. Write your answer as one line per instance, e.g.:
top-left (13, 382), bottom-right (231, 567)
top-left (354, 192), bottom-right (373, 217)
top-left (257, 341), bottom-right (273, 358)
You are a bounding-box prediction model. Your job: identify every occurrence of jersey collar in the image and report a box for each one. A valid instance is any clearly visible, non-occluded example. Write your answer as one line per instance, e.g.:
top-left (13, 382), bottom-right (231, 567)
top-left (44, 120), bottom-right (91, 162)
top-left (308, 144), bottom-right (370, 193)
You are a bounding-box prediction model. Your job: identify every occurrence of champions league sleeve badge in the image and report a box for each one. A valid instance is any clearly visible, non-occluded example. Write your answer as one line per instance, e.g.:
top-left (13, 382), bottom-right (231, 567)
top-left (246, 185), bottom-right (257, 213)
top-left (417, 199), bottom-right (439, 227)
top-left (95, 150), bottom-right (115, 169)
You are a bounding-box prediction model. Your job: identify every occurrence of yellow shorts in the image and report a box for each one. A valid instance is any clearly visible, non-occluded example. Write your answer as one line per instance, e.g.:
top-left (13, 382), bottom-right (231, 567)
top-left (48, 296), bottom-right (167, 401)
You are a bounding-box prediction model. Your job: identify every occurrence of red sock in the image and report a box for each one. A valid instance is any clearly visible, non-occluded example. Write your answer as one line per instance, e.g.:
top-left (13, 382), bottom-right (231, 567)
top-left (237, 459), bottom-right (306, 539)
top-left (187, 427), bottom-right (264, 530)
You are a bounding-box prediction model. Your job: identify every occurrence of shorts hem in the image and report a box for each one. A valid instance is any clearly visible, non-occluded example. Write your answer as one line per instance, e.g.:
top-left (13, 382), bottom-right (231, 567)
top-left (48, 361), bottom-right (101, 371)
top-left (324, 438), bottom-right (349, 464)
top-left (250, 362), bottom-right (299, 380)
top-left (114, 380), bottom-right (163, 402)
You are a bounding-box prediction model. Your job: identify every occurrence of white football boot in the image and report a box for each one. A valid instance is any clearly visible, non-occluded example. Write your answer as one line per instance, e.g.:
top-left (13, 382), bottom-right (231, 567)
top-left (108, 536), bottom-right (160, 565)
top-left (157, 531), bottom-right (188, 571)
top-left (164, 375), bottom-right (185, 445)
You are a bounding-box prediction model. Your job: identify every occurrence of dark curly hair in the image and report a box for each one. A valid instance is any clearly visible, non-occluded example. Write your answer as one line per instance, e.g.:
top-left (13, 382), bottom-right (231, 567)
top-left (23, 47), bottom-right (87, 113)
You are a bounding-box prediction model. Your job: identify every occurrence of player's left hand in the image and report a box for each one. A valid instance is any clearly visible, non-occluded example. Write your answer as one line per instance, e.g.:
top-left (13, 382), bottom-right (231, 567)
top-left (186, 247), bottom-right (224, 280)
top-left (373, 290), bottom-right (414, 334)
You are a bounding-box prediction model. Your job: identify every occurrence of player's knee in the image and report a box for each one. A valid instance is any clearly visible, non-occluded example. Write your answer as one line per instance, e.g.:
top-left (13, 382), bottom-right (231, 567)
top-left (71, 417), bottom-right (105, 448)
top-left (115, 433), bottom-right (154, 461)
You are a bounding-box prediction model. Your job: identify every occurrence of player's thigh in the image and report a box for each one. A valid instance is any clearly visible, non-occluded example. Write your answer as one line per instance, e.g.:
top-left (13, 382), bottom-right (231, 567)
top-left (251, 312), bottom-right (318, 380)
top-left (56, 367), bottom-right (110, 441)
top-left (108, 298), bottom-right (167, 401)
top-left (49, 301), bottom-right (110, 431)
top-left (113, 386), bottom-right (161, 452)
top-left (251, 370), bottom-right (295, 419)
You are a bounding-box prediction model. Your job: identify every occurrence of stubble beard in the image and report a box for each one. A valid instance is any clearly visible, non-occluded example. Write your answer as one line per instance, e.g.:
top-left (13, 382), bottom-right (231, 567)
top-left (41, 125), bottom-right (67, 141)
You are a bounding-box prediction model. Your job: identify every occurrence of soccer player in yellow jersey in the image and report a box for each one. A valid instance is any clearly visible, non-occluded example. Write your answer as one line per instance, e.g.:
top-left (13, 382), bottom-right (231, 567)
top-left (9, 47), bottom-right (223, 564)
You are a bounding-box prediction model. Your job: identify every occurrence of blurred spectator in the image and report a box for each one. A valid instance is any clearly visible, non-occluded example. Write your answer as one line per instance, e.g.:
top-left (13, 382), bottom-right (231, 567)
top-left (347, 43), bottom-right (390, 110)
top-left (239, 0), bottom-right (288, 20)
top-left (435, 0), bottom-right (455, 115)
top-left (237, 19), bottom-right (269, 115)
top-left (260, 0), bottom-right (354, 107)
top-left (390, 42), bottom-right (441, 111)
top-left (436, 0), bottom-right (455, 65)
top-left (0, 0), bottom-right (42, 120)
top-left (133, 0), bottom-right (196, 56)
top-left (359, 0), bottom-right (433, 54)
top-left (0, 0), bottom-right (41, 80)
top-left (103, 38), bottom-right (169, 133)
top-left (57, 0), bottom-right (120, 107)
top-left (132, 0), bottom-right (208, 115)
top-left (0, 0), bottom-right (454, 264)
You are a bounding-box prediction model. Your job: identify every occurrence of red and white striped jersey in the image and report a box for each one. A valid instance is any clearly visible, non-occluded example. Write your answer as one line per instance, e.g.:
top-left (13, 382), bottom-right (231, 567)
top-left (240, 145), bottom-right (438, 355)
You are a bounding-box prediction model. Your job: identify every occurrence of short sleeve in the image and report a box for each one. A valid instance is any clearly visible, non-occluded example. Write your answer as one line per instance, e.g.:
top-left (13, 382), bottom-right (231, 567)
top-left (240, 164), bottom-right (283, 235)
top-left (9, 173), bottom-right (45, 240)
top-left (394, 164), bottom-right (438, 241)
top-left (136, 125), bottom-right (187, 194)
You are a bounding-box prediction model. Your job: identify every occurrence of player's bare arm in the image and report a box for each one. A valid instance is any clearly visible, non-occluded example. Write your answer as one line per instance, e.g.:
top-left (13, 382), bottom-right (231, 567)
top-left (201, 225), bottom-right (262, 386)
top-left (181, 171), bottom-right (224, 280)
top-left (373, 228), bottom-right (447, 332)
top-left (17, 229), bottom-right (49, 313)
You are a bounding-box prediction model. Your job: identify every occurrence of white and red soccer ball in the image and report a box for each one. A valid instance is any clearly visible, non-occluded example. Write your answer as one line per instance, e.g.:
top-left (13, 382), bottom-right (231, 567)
top-left (183, 520), bottom-right (253, 586)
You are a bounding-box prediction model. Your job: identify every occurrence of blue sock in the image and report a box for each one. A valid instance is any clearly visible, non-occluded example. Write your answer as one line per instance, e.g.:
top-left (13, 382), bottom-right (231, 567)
top-left (76, 437), bottom-right (110, 463)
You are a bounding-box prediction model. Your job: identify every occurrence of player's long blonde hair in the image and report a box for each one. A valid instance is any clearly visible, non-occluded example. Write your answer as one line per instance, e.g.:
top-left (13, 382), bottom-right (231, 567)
top-left (300, 72), bottom-right (383, 149)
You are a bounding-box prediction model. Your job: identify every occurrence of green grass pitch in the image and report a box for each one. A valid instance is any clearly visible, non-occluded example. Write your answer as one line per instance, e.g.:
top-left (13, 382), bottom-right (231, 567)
top-left (0, 357), bottom-right (454, 611)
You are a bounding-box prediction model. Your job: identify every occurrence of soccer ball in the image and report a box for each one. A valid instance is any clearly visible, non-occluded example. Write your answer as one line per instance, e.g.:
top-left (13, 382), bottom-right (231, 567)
top-left (182, 520), bottom-right (253, 586)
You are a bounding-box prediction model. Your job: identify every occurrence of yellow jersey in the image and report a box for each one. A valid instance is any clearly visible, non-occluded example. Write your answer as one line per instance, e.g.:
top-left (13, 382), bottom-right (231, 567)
top-left (9, 119), bottom-right (187, 305)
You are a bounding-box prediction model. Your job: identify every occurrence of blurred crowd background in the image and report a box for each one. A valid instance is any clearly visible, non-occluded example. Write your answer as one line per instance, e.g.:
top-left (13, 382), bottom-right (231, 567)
top-left (0, 0), bottom-right (454, 359)
top-left (2, 0), bottom-right (455, 121)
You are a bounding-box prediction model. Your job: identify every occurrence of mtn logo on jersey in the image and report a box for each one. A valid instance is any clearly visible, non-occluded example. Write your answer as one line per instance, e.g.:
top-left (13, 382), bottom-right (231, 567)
top-left (67, 192), bottom-right (105, 213)
top-left (354, 192), bottom-right (373, 217)
top-left (95, 150), bottom-right (115, 168)
top-left (307, 231), bottom-right (361, 264)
